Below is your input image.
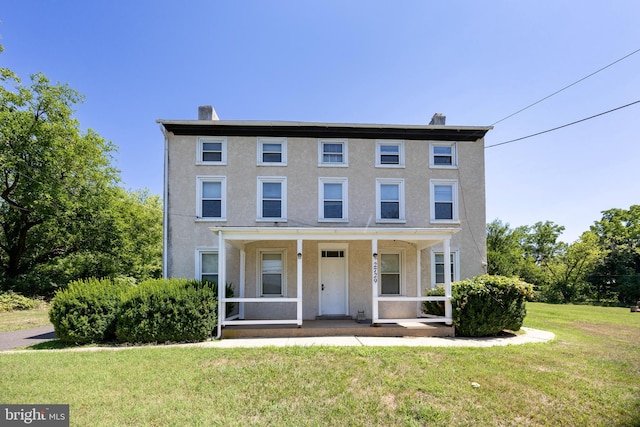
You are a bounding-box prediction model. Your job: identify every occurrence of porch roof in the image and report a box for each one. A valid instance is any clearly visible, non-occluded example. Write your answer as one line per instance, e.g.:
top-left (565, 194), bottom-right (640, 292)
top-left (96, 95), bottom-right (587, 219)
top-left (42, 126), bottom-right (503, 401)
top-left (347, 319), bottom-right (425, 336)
top-left (211, 226), bottom-right (460, 250)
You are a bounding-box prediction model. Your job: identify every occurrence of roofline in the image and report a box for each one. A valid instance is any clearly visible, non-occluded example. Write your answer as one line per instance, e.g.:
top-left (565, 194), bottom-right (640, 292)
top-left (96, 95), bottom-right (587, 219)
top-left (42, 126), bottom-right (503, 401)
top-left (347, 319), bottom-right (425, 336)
top-left (157, 120), bottom-right (492, 141)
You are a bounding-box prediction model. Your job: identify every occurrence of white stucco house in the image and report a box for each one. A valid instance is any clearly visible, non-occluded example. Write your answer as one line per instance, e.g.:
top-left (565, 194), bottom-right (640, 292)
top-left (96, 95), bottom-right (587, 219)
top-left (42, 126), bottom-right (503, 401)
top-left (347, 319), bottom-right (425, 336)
top-left (158, 107), bottom-right (491, 337)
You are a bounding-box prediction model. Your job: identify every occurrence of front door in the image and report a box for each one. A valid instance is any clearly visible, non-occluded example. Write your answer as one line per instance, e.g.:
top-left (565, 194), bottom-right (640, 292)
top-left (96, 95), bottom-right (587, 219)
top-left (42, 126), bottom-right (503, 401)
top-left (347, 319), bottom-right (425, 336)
top-left (319, 245), bottom-right (348, 315)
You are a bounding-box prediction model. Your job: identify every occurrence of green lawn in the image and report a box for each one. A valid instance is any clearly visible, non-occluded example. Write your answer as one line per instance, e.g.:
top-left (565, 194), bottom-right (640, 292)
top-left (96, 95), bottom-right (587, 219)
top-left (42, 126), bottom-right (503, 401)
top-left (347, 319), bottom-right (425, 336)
top-left (0, 303), bottom-right (51, 332)
top-left (1, 303), bottom-right (639, 426)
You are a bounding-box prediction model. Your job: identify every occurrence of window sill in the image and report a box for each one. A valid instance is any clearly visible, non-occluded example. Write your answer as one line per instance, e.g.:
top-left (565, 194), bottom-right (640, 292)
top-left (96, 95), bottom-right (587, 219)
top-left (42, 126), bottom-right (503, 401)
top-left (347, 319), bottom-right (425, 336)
top-left (429, 165), bottom-right (458, 169)
top-left (256, 219), bottom-right (288, 223)
top-left (376, 219), bottom-right (406, 224)
top-left (318, 163), bottom-right (349, 167)
top-left (375, 164), bottom-right (405, 169)
top-left (430, 219), bottom-right (461, 224)
top-left (196, 161), bottom-right (227, 166)
top-left (318, 219), bottom-right (349, 223)
top-left (195, 218), bottom-right (227, 222)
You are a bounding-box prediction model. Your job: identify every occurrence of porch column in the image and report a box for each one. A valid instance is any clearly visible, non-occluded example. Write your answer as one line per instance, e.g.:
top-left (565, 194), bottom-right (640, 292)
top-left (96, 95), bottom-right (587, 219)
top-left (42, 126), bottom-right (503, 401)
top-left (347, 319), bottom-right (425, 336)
top-left (372, 239), bottom-right (379, 323)
top-left (239, 249), bottom-right (246, 320)
top-left (416, 247), bottom-right (422, 317)
top-left (443, 237), bottom-right (453, 325)
top-left (296, 239), bottom-right (303, 326)
top-left (217, 230), bottom-right (227, 337)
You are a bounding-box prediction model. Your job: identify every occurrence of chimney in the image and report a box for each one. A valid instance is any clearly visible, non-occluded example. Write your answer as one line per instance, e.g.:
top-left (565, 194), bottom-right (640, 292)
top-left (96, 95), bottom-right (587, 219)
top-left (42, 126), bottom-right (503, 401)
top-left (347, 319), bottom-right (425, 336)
top-left (429, 113), bottom-right (446, 125)
top-left (198, 105), bottom-right (219, 120)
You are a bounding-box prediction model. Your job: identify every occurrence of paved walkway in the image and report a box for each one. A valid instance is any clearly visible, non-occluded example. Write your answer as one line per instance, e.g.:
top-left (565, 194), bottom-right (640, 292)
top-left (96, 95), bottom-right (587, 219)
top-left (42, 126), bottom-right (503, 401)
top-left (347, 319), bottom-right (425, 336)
top-left (0, 326), bottom-right (554, 352)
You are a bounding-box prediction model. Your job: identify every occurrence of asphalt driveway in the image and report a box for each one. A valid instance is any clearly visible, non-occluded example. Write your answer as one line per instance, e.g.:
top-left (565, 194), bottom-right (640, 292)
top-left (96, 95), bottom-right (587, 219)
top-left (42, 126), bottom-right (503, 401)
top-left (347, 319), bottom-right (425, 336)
top-left (0, 326), bottom-right (57, 351)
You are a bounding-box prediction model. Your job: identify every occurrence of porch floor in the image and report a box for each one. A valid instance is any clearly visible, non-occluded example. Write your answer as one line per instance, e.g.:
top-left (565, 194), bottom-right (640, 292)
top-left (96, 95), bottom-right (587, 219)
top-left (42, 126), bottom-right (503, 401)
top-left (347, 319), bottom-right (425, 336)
top-left (221, 319), bottom-right (454, 339)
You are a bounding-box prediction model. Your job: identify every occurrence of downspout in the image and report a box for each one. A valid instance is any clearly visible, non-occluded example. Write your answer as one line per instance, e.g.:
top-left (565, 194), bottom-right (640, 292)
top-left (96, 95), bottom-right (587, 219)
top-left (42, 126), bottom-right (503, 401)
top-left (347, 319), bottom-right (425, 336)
top-left (162, 126), bottom-right (169, 279)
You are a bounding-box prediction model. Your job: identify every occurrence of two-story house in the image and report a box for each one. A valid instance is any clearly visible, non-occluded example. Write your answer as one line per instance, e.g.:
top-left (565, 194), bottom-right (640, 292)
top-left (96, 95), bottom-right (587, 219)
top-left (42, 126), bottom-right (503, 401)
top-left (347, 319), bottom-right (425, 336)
top-left (158, 107), bottom-right (491, 337)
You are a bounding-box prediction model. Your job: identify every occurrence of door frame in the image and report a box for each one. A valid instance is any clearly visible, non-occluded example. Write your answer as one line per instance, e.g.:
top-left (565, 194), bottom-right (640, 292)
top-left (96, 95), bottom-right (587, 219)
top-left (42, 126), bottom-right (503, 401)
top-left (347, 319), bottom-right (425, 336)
top-left (317, 243), bottom-right (349, 316)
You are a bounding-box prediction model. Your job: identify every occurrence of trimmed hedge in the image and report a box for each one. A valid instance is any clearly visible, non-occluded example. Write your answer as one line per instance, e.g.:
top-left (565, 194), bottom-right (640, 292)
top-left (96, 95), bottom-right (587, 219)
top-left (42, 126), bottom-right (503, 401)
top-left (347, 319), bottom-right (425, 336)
top-left (49, 278), bottom-right (132, 343)
top-left (423, 275), bottom-right (534, 337)
top-left (115, 279), bottom-right (217, 344)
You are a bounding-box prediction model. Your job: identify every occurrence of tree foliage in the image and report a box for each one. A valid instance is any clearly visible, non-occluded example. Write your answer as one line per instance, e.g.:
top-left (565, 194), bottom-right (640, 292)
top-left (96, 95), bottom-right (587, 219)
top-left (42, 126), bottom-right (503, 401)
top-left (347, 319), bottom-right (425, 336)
top-left (1, 68), bottom-right (161, 295)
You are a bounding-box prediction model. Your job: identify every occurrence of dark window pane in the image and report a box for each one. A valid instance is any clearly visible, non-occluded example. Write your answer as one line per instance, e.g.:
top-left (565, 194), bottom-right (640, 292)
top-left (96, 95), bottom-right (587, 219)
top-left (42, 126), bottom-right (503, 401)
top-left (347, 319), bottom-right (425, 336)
top-left (435, 265), bottom-right (444, 284)
top-left (202, 274), bottom-right (218, 284)
top-left (262, 200), bottom-right (282, 218)
top-left (262, 274), bottom-right (282, 294)
top-left (381, 274), bottom-right (400, 294)
top-left (435, 202), bottom-right (453, 220)
top-left (202, 200), bottom-right (221, 218)
top-left (203, 152), bottom-right (222, 162)
top-left (434, 156), bottom-right (452, 165)
top-left (381, 154), bottom-right (399, 164)
top-left (324, 201), bottom-right (343, 219)
top-left (203, 142), bottom-right (222, 151)
top-left (262, 152), bottom-right (282, 163)
top-left (381, 202), bottom-right (399, 219)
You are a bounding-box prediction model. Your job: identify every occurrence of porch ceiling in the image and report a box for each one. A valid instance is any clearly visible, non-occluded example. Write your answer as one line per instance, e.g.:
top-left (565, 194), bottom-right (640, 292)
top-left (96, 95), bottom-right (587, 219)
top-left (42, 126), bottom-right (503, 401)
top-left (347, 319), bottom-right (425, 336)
top-left (210, 226), bottom-right (460, 250)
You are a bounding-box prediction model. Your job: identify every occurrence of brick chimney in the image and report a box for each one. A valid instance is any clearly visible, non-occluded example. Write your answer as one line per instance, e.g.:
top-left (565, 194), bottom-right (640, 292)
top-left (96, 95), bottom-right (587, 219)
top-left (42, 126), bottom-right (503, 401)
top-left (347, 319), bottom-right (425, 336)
top-left (429, 113), bottom-right (446, 125)
top-left (198, 105), bottom-right (219, 120)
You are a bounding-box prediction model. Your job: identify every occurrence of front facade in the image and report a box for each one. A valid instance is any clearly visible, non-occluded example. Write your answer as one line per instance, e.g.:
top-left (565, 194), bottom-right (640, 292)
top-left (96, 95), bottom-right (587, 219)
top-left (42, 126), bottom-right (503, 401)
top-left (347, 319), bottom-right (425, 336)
top-left (159, 109), bottom-right (491, 335)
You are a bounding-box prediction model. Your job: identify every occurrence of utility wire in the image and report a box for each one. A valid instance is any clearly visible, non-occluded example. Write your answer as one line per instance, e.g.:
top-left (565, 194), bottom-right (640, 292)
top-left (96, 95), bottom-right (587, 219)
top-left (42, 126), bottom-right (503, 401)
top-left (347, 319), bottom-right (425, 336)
top-left (491, 47), bottom-right (640, 126)
top-left (485, 99), bottom-right (640, 149)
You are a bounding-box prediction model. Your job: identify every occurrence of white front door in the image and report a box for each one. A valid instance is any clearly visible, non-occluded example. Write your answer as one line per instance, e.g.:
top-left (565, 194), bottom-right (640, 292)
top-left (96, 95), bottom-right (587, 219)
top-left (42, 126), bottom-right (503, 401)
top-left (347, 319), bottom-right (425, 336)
top-left (319, 245), bottom-right (348, 315)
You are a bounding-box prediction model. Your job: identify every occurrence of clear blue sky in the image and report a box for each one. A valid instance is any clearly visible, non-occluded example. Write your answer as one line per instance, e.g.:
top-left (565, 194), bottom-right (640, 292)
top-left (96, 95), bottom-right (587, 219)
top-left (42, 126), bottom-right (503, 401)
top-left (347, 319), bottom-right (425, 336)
top-left (2, 1), bottom-right (639, 243)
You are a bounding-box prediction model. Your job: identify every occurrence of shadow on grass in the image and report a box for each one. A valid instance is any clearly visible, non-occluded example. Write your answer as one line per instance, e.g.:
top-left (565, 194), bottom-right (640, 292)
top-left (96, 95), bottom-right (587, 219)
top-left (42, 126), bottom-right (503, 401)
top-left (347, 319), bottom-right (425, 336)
top-left (27, 340), bottom-right (82, 350)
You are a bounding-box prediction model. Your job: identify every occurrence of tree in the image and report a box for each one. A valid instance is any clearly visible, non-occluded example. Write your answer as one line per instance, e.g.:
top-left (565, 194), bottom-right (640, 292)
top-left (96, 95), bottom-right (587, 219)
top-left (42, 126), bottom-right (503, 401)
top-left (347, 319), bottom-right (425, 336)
top-left (588, 206), bottom-right (640, 304)
top-left (486, 219), bottom-right (525, 277)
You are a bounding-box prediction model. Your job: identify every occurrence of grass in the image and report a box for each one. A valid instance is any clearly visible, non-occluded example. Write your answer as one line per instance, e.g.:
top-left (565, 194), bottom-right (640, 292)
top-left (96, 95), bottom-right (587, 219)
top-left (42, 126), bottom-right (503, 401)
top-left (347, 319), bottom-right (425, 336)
top-left (1, 303), bottom-right (639, 426)
top-left (0, 302), bottom-right (51, 332)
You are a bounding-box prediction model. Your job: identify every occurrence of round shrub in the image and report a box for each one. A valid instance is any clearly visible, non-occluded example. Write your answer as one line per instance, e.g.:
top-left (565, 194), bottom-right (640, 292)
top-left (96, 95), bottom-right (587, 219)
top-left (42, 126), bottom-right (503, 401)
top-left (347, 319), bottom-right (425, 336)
top-left (453, 275), bottom-right (534, 337)
top-left (49, 278), bottom-right (133, 343)
top-left (116, 279), bottom-right (217, 344)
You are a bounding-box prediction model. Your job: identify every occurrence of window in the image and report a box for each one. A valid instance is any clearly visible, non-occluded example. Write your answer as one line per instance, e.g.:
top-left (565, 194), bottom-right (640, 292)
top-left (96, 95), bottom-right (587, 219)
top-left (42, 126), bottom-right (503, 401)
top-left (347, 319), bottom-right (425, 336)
top-left (376, 178), bottom-right (405, 222)
top-left (318, 139), bottom-right (348, 166)
top-left (376, 140), bottom-right (405, 167)
top-left (380, 252), bottom-right (402, 295)
top-left (432, 251), bottom-right (458, 285)
top-left (259, 250), bottom-right (286, 296)
top-left (257, 177), bottom-right (287, 221)
top-left (198, 251), bottom-right (218, 284)
top-left (197, 137), bottom-right (227, 164)
top-left (430, 142), bottom-right (457, 168)
top-left (319, 178), bottom-right (348, 221)
top-left (196, 176), bottom-right (226, 220)
top-left (430, 180), bottom-right (458, 222)
top-left (257, 138), bottom-right (287, 165)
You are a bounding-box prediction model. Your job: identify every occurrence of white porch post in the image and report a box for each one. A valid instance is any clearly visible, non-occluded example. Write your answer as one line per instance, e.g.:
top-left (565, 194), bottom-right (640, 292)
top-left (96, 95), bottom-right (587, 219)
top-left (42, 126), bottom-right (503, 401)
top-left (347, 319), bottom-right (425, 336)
top-left (443, 237), bottom-right (453, 325)
top-left (239, 249), bottom-right (246, 320)
top-left (372, 239), bottom-right (379, 324)
top-left (296, 239), bottom-right (303, 326)
top-left (217, 230), bottom-right (227, 338)
top-left (416, 247), bottom-right (422, 317)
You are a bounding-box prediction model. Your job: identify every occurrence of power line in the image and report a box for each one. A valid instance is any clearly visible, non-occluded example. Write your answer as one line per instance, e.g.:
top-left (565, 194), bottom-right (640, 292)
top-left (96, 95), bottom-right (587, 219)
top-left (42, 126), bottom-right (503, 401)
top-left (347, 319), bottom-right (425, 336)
top-left (491, 47), bottom-right (640, 126)
top-left (485, 99), bottom-right (640, 149)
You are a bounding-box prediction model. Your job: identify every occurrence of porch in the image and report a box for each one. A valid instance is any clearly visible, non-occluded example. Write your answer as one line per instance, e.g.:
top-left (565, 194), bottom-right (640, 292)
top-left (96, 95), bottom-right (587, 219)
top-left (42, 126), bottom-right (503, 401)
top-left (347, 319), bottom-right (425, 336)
top-left (222, 319), bottom-right (455, 339)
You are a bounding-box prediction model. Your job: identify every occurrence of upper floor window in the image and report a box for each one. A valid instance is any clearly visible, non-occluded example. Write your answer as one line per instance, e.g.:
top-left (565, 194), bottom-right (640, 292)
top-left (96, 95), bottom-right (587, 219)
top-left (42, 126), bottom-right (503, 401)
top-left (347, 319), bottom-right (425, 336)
top-left (376, 140), bottom-right (405, 168)
top-left (432, 250), bottom-right (458, 285)
top-left (257, 138), bottom-right (287, 166)
top-left (318, 177), bottom-right (348, 222)
top-left (430, 142), bottom-right (457, 168)
top-left (257, 177), bottom-right (287, 221)
top-left (430, 179), bottom-right (458, 222)
top-left (318, 139), bottom-right (348, 166)
top-left (196, 176), bottom-right (226, 220)
top-left (376, 178), bottom-right (405, 223)
top-left (197, 137), bottom-right (227, 165)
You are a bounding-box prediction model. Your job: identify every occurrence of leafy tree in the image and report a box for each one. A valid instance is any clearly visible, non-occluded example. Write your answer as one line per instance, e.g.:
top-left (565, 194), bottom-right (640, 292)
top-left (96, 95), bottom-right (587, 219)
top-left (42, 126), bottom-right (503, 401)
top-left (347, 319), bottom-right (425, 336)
top-left (486, 219), bottom-right (525, 276)
top-left (588, 206), bottom-right (640, 305)
top-left (520, 221), bottom-right (567, 266)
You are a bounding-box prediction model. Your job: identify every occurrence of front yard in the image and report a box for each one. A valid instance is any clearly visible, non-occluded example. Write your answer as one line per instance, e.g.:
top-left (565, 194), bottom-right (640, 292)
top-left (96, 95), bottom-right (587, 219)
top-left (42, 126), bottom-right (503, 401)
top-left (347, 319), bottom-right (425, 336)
top-left (1, 303), bottom-right (639, 426)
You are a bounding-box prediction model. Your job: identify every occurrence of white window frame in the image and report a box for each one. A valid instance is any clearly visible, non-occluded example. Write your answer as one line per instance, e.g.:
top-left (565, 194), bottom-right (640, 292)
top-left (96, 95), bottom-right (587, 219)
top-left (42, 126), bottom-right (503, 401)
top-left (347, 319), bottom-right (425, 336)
top-left (318, 177), bottom-right (348, 222)
top-left (429, 142), bottom-right (457, 168)
top-left (430, 179), bottom-right (459, 223)
top-left (376, 178), bottom-right (405, 223)
top-left (257, 137), bottom-right (287, 166)
top-left (379, 250), bottom-right (405, 296)
top-left (197, 137), bottom-right (227, 165)
top-left (318, 139), bottom-right (348, 167)
top-left (196, 176), bottom-right (227, 221)
top-left (375, 140), bottom-right (405, 168)
top-left (257, 248), bottom-right (287, 297)
top-left (196, 249), bottom-right (219, 284)
top-left (431, 249), bottom-right (459, 287)
top-left (257, 176), bottom-right (287, 221)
